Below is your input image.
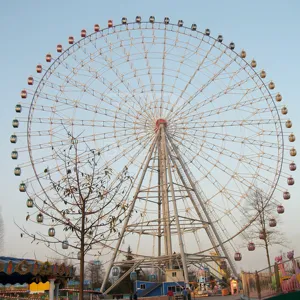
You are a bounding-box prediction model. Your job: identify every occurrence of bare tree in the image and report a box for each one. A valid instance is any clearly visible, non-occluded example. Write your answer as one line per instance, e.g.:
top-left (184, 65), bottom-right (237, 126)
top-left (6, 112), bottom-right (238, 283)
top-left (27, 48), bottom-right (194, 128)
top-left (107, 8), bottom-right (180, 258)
top-left (246, 189), bottom-right (287, 271)
top-left (18, 135), bottom-right (132, 300)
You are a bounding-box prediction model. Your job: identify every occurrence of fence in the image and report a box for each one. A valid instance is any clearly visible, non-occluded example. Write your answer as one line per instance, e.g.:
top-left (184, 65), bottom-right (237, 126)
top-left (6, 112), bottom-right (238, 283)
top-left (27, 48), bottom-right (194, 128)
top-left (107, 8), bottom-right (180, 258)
top-left (241, 256), bottom-right (300, 299)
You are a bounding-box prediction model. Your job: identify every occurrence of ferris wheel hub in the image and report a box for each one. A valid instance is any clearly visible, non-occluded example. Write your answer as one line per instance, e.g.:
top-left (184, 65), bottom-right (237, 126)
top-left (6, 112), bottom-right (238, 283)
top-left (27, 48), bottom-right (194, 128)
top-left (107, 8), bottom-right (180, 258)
top-left (155, 119), bottom-right (167, 132)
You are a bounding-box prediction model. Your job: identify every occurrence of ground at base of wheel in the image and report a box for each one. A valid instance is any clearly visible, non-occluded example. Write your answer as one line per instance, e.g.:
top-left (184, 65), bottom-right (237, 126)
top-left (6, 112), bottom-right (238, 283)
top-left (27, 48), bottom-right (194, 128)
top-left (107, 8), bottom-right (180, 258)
top-left (207, 296), bottom-right (240, 300)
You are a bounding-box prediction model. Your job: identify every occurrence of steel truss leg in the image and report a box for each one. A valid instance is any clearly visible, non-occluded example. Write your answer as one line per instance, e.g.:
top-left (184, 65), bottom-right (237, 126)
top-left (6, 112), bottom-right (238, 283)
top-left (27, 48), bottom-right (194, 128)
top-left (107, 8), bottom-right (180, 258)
top-left (100, 136), bottom-right (158, 292)
top-left (161, 126), bottom-right (189, 286)
top-left (157, 144), bottom-right (162, 281)
top-left (167, 136), bottom-right (238, 277)
top-left (158, 125), bottom-right (173, 267)
top-left (166, 143), bottom-right (219, 253)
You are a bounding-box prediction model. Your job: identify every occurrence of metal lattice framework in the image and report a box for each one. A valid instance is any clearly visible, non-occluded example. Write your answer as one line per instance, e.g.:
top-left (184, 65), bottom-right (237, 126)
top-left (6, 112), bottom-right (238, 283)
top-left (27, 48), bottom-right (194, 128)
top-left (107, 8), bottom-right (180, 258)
top-left (11, 16), bottom-right (296, 289)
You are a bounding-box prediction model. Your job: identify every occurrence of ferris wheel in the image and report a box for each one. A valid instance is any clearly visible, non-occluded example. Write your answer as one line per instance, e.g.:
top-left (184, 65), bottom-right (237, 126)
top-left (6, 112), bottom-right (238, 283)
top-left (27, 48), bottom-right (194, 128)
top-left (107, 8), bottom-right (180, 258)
top-left (11, 16), bottom-right (296, 288)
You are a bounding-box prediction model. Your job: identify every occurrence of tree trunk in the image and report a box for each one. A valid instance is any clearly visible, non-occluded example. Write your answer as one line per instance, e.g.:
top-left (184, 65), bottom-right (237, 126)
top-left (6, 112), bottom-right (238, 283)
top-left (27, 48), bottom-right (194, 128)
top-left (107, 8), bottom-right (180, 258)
top-left (79, 207), bottom-right (85, 300)
top-left (264, 239), bottom-right (272, 275)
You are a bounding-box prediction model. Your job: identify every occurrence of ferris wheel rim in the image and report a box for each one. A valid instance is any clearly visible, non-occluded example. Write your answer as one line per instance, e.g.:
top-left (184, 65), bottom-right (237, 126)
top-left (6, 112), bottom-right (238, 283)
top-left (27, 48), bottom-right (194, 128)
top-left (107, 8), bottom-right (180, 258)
top-left (27, 19), bottom-right (285, 181)
top-left (17, 17), bottom-right (291, 260)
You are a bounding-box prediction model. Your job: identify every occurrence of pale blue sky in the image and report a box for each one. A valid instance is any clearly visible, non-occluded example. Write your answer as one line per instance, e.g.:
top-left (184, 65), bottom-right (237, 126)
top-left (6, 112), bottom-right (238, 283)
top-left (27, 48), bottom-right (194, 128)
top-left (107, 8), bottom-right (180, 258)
top-left (0, 0), bottom-right (300, 270)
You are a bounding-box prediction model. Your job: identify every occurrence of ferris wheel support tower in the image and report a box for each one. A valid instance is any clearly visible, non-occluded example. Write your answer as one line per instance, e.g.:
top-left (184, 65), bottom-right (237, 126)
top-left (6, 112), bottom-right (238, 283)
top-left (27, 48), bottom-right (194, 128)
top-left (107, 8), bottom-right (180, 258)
top-left (100, 119), bottom-right (238, 292)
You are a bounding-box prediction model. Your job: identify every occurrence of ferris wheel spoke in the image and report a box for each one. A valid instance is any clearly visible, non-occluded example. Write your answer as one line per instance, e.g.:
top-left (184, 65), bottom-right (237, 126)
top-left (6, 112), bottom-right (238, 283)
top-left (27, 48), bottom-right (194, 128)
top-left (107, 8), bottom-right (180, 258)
top-left (179, 96), bottom-right (277, 125)
top-left (175, 56), bottom-right (271, 124)
top-left (168, 46), bottom-right (240, 119)
top-left (160, 28), bottom-right (200, 116)
top-left (168, 147), bottom-right (239, 260)
top-left (30, 89), bottom-right (140, 125)
top-left (23, 128), bottom-right (151, 168)
top-left (205, 187), bottom-right (254, 231)
top-left (15, 129), bottom-right (60, 138)
top-left (170, 148), bottom-right (265, 240)
top-left (42, 73), bottom-right (151, 128)
top-left (176, 118), bottom-right (284, 129)
top-left (249, 130), bottom-right (290, 137)
top-left (171, 39), bottom-right (218, 115)
top-left (174, 126), bottom-right (277, 146)
top-left (37, 74), bottom-right (147, 123)
top-left (20, 102), bottom-right (61, 114)
top-left (174, 140), bottom-right (256, 207)
top-left (40, 78), bottom-right (137, 121)
top-left (137, 27), bottom-right (162, 119)
top-left (184, 129), bottom-right (285, 150)
top-left (172, 169), bottom-right (229, 223)
top-left (86, 41), bottom-right (156, 122)
top-left (84, 132), bottom-right (154, 167)
top-left (95, 134), bottom-right (155, 170)
top-left (159, 26), bottom-right (189, 116)
top-left (188, 136), bottom-right (281, 177)
top-left (16, 154), bottom-right (56, 169)
top-left (204, 132), bottom-right (290, 177)
top-left (170, 133), bottom-right (280, 197)
top-left (169, 137), bottom-right (252, 218)
top-left (171, 74), bottom-right (257, 122)
top-left (187, 140), bottom-right (286, 197)
top-left (159, 25), bottom-right (168, 118)
top-left (24, 116), bottom-right (144, 129)
top-left (54, 130), bottom-right (145, 153)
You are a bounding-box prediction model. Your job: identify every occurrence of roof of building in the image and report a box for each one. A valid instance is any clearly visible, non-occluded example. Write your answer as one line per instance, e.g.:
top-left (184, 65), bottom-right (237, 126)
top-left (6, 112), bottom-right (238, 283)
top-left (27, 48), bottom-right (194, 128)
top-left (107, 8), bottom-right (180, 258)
top-left (0, 256), bottom-right (74, 285)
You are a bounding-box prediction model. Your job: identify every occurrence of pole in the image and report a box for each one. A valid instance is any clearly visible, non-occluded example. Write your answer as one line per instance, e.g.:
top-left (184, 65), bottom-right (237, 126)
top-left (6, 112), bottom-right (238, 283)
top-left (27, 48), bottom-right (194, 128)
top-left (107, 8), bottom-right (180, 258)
top-left (55, 283), bottom-right (60, 300)
top-left (49, 278), bottom-right (55, 300)
top-left (162, 125), bottom-right (189, 286)
top-left (100, 136), bottom-right (158, 292)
